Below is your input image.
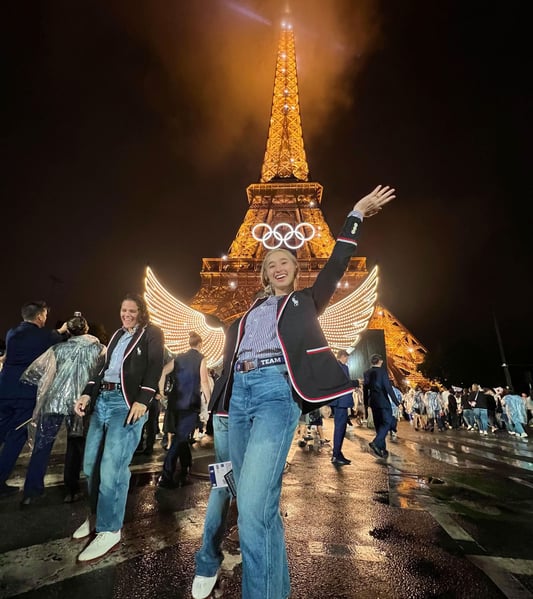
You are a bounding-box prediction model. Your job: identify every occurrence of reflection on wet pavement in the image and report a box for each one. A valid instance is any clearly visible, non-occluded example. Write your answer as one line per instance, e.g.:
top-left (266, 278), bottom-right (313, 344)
top-left (387, 469), bottom-right (439, 510)
top-left (402, 439), bottom-right (492, 469)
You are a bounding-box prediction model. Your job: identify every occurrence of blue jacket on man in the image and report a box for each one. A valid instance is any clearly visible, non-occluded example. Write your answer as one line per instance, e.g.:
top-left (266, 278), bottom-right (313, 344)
top-left (363, 354), bottom-right (399, 457)
top-left (363, 364), bottom-right (399, 410)
top-left (0, 311), bottom-right (65, 494)
top-left (0, 322), bottom-right (64, 401)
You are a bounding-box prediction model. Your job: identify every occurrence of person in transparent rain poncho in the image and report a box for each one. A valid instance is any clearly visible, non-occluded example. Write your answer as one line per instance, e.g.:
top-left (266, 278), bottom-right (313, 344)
top-left (20, 314), bottom-right (106, 506)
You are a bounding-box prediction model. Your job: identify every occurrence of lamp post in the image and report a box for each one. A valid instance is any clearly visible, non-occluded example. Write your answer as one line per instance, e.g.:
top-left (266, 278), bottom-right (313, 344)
top-left (493, 311), bottom-right (513, 389)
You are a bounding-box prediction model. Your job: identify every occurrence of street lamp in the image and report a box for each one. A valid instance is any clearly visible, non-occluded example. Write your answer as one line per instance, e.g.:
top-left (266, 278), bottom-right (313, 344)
top-left (493, 311), bottom-right (513, 390)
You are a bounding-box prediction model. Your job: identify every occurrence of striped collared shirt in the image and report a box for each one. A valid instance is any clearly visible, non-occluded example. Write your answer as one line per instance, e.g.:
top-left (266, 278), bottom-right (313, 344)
top-left (237, 295), bottom-right (282, 361)
top-left (103, 328), bottom-right (136, 383)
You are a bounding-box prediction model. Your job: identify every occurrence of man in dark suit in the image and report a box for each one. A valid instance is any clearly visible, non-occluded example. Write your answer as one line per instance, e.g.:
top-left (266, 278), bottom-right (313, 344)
top-left (363, 353), bottom-right (399, 458)
top-left (0, 301), bottom-right (67, 497)
top-left (158, 331), bottom-right (212, 489)
top-left (329, 349), bottom-right (355, 466)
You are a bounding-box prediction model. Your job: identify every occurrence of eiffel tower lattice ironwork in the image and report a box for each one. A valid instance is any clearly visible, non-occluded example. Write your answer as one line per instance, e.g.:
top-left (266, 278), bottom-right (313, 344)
top-left (147, 19), bottom-right (428, 387)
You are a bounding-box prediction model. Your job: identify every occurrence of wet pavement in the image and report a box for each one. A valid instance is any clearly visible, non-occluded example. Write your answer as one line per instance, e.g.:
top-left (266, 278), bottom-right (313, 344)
top-left (1, 419), bottom-right (533, 598)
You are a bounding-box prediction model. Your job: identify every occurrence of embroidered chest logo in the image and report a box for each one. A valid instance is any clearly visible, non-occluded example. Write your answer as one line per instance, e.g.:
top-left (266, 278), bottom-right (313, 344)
top-left (351, 222), bottom-right (359, 234)
top-left (291, 297), bottom-right (299, 307)
top-left (137, 347), bottom-right (142, 356)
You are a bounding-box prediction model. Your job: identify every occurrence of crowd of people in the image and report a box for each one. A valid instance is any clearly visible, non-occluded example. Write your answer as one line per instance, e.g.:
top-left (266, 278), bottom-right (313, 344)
top-left (400, 383), bottom-right (531, 438)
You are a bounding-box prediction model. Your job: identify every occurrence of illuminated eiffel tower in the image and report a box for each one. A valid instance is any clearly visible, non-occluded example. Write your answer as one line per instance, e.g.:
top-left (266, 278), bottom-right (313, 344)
top-left (189, 20), bottom-right (367, 321)
top-left (149, 17), bottom-right (428, 387)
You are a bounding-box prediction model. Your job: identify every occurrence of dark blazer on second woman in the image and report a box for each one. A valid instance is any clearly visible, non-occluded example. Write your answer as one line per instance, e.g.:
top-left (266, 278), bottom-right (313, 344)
top-left (83, 323), bottom-right (164, 409)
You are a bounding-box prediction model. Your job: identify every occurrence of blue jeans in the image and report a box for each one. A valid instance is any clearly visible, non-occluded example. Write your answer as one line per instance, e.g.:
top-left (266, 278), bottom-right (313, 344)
top-left (195, 414), bottom-right (232, 577)
top-left (83, 390), bottom-right (146, 532)
top-left (229, 365), bottom-right (300, 599)
top-left (462, 408), bottom-right (475, 428)
top-left (473, 407), bottom-right (488, 432)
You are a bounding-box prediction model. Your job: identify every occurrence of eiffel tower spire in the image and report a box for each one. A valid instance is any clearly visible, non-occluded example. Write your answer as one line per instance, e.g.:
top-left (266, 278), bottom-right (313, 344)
top-left (261, 17), bottom-right (309, 182)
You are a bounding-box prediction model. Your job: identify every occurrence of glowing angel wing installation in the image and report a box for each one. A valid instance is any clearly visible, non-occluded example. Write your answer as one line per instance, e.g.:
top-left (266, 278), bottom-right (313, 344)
top-left (144, 267), bottom-right (225, 368)
top-left (318, 265), bottom-right (379, 351)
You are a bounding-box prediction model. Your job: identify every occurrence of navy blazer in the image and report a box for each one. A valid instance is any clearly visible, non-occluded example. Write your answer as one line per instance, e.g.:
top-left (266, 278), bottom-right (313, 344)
top-left (0, 322), bottom-right (63, 401)
top-left (363, 365), bottom-right (399, 410)
top-left (215, 211), bottom-right (364, 415)
top-left (83, 323), bottom-right (164, 409)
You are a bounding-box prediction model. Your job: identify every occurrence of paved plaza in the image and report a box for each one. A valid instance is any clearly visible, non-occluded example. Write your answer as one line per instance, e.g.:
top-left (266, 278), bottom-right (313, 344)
top-left (1, 418), bottom-right (532, 598)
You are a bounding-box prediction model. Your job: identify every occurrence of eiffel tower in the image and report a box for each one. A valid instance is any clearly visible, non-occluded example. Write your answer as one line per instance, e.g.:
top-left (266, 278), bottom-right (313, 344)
top-left (166, 18), bottom-right (427, 387)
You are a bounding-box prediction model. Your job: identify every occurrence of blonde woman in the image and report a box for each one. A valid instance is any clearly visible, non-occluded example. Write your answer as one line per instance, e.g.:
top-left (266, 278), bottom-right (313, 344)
top-left (198, 186), bottom-right (395, 599)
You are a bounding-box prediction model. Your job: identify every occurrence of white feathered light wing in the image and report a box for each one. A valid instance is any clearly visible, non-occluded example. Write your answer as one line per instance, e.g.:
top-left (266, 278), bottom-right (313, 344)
top-left (144, 267), bottom-right (225, 368)
top-left (318, 265), bottom-right (378, 351)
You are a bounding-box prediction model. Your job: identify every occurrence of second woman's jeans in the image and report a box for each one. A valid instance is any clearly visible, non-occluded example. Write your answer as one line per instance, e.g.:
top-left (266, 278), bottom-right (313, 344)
top-left (83, 390), bottom-right (146, 533)
top-left (229, 365), bottom-right (300, 599)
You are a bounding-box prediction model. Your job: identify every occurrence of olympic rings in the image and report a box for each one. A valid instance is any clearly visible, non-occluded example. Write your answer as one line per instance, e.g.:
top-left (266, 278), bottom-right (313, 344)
top-left (251, 222), bottom-right (316, 250)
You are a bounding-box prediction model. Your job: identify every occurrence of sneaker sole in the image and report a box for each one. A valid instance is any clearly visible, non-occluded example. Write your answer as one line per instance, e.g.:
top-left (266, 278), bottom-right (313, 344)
top-left (76, 540), bottom-right (120, 564)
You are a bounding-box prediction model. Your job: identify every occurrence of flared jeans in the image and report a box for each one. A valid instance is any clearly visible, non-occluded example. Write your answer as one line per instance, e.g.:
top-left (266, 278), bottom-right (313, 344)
top-left (229, 365), bottom-right (300, 599)
top-left (195, 414), bottom-right (232, 577)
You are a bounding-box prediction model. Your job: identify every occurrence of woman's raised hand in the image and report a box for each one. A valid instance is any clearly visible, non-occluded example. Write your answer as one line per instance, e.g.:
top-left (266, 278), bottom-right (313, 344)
top-left (353, 185), bottom-right (396, 217)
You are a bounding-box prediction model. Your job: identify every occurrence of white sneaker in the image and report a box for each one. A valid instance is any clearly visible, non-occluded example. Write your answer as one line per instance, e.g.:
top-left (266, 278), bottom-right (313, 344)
top-left (483, 431), bottom-right (488, 435)
top-left (72, 516), bottom-right (92, 540)
top-left (192, 570), bottom-right (219, 599)
top-left (520, 432), bottom-right (528, 438)
top-left (77, 531), bottom-right (121, 562)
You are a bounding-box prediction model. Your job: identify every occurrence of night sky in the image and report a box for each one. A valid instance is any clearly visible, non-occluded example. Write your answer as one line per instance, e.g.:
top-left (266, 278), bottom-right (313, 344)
top-left (2, 1), bottom-right (531, 386)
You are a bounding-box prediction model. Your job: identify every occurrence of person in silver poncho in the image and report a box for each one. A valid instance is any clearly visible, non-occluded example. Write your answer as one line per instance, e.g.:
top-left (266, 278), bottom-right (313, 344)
top-left (20, 314), bottom-right (106, 505)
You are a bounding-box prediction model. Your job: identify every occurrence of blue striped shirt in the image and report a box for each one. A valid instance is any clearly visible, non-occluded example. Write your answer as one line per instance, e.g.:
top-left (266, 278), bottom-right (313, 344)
top-left (237, 295), bottom-right (282, 361)
top-left (103, 329), bottom-right (135, 383)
